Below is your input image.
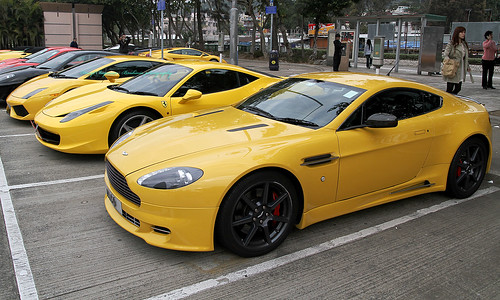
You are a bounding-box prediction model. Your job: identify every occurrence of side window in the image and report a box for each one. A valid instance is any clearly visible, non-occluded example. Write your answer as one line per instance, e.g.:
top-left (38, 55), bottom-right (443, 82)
top-left (170, 50), bottom-right (183, 55)
top-left (172, 69), bottom-right (240, 97)
top-left (340, 89), bottom-right (441, 130)
top-left (185, 49), bottom-right (202, 56)
top-left (237, 72), bottom-right (258, 86)
top-left (86, 61), bottom-right (156, 80)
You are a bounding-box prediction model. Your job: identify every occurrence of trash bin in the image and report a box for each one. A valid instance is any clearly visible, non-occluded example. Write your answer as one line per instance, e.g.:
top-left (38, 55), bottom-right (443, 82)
top-left (269, 50), bottom-right (279, 71)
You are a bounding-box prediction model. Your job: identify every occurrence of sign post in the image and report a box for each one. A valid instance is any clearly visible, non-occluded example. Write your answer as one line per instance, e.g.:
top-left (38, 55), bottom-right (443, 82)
top-left (266, 0), bottom-right (277, 52)
top-left (157, 0), bottom-right (166, 59)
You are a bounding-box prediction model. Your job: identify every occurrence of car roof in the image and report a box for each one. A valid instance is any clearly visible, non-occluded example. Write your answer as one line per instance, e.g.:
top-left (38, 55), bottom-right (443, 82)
top-left (293, 72), bottom-right (424, 91)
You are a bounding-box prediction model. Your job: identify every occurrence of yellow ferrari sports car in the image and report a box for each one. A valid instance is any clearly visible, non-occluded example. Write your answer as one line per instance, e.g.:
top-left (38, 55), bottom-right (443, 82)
top-left (139, 47), bottom-right (226, 63)
top-left (7, 56), bottom-right (166, 121)
top-left (34, 61), bottom-right (281, 154)
top-left (104, 73), bottom-right (492, 257)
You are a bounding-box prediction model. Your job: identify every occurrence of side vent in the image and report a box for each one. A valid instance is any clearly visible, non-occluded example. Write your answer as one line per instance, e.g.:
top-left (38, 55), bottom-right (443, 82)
top-left (301, 154), bottom-right (338, 166)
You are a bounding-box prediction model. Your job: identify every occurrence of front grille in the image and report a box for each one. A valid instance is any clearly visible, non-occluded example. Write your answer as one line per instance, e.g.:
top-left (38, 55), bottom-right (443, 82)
top-left (13, 105), bottom-right (29, 117)
top-left (122, 210), bottom-right (140, 227)
top-left (106, 160), bottom-right (141, 206)
top-left (36, 126), bottom-right (60, 145)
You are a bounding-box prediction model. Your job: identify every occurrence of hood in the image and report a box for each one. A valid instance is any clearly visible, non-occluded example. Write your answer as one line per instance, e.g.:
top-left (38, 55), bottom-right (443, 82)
top-left (42, 84), bottom-right (116, 116)
top-left (0, 65), bottom-right (31, 76)
top-left (11, 76), bottom-right (69, 97)
top-left (106, 106), bottom-right (310, 175)
top-left (0, 67), bottom-right (47, 84)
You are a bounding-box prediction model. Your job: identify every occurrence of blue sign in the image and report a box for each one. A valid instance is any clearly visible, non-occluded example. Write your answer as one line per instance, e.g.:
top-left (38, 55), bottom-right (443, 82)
top-left (265, 6), bottom-right (277, 14)
top-left (157, 0), bottom-right (166, 11)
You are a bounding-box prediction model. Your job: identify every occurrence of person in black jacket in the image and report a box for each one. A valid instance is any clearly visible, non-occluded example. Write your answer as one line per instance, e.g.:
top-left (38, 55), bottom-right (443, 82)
top-left (70, 38), bottom-right (78, 48)
top-left (333, 33), bottom-right (342, 71)
top-left (119, 34), bottom-right (131, 54)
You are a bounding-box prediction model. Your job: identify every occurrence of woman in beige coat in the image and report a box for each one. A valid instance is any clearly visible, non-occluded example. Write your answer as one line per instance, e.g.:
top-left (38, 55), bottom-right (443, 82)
top-left (443, 26), bottom-right (470, 94)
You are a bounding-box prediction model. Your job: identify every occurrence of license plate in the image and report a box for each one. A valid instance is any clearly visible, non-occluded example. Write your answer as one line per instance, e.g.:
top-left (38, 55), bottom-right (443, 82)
top-left (107, 188), bottom-right (122, 214)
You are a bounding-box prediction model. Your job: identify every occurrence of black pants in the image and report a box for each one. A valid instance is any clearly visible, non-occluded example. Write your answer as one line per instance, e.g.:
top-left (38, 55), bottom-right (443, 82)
top-left (482, 59), bottom-right (495, 88)
top-left (333, 55), bottom-right (341, 71)
top-left (365, 55), bottom-right (372, 68)
top-left (446, 82), bottom-right (462, 94)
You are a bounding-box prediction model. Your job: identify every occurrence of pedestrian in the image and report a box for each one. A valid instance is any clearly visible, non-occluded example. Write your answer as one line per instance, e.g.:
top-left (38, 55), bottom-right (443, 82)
top-left (70, 38), bottom-right (78, 48)
top-left (482, 30), bottom-right (497, 89)
top-left (119, 34), bottom-right (131, 54)
top-left (443, 26), bottom-right (470, 95)
top-left (365, 39), bottom-right (372, 69)
top-left (333, 33), bottom-right (342, 72)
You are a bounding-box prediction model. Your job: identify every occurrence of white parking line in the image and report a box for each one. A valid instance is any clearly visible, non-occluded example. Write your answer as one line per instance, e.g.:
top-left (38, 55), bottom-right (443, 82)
top-left (146, 186), bottom-right (500, 300)
top-left (0, 156), bottom-right (39, 300)
top-left (8, 174), bottom-right (104, 191)
top-left (0, 133), bottom-right (34, 138)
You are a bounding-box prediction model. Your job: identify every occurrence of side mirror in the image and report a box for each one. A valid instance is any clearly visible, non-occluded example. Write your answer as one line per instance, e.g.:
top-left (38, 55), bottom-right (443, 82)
top-left (104, 71), bottom-right (120, 83)
top-left (178, 89), bottom-right (202, 104)
top-left (365, 113), bottom-right (398, 128)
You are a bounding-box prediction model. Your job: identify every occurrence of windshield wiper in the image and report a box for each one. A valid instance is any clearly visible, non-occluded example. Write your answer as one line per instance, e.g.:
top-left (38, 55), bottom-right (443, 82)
top-left (108, 85), bottom-right (130, 93)
top-left (274, 117), bottom-right (319, 128)
top-left (241, 106), bottom-right (276, 119)
top-left (128, 91), bottom-right (158, 96)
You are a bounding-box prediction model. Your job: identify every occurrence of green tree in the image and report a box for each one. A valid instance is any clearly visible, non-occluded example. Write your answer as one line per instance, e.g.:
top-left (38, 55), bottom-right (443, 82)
top-left (0, 0), bottom-right (43, 49)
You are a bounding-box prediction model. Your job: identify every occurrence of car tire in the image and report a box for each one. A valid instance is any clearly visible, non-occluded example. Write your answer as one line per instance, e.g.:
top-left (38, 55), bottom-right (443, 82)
top-left (109, 109), bottom-right (159, 146)
top-left (216, 171), bottom-right (299, 257)
top-left (446, 137), bottom-right (488, 199)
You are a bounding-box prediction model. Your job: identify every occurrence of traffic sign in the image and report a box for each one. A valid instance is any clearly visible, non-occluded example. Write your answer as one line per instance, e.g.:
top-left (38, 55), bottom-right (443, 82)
top-left (265, 6), bottom-right (277, 14)
top-left (157, 0), bottom-right (165, 11)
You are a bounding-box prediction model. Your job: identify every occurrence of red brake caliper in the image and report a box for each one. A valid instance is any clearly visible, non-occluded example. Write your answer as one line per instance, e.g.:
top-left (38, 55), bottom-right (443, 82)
top-left (272, 192), bottom-right (280, 226)
top-left (457, 159), bottom-right (462, 177)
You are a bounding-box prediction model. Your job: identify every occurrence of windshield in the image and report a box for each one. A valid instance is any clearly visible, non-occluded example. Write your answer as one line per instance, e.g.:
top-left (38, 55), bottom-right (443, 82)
top-left (26, 49), bottom-right (59, 64)
top-left (116, 63), bottom-right (192, 97)
top-left (24, 48), bottom-right (49, 60)
top-left (36, 52), bottom-right (76, 69)
top-left (237, 78), bottom-right (366, 128)
top-left (53, 57), bottom-right (114, 79)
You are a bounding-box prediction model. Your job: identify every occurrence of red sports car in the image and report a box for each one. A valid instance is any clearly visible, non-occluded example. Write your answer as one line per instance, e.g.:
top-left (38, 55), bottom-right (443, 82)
top-left (0, 47), bottom-right (80, 73)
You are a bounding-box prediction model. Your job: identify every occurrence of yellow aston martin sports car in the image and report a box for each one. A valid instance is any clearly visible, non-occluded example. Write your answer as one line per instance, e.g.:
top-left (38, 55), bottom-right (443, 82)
top-left (34, 61), bottom-right (281, 153)
top-left (7, 56), bottom-right (166, 120)
top-left (103, 73), bottom-right (492, 257)
top-left (140, 47), bottom-right (226, 63)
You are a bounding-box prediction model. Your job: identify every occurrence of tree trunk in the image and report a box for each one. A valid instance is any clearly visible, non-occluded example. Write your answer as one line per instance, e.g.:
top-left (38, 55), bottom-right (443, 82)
top-left (196, 0), bottom-right (204, 50)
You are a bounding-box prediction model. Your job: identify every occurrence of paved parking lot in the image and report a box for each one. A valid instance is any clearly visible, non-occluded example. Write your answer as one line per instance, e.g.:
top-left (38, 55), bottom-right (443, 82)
top-left (1, 60), bottom-right (499, 299)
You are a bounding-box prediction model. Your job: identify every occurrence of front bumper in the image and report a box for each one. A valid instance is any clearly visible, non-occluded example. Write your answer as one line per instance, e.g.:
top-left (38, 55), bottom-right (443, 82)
top-left (104, 178), bottom-right (218, 252)
top-left (6, 93), bottom-right (52, 121)
top-left (34, 111), bottom-right (111, 154)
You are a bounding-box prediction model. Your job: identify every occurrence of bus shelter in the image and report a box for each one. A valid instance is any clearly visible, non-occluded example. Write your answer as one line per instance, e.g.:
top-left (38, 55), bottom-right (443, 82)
top-left (335, 14), bottom-right (447, 74)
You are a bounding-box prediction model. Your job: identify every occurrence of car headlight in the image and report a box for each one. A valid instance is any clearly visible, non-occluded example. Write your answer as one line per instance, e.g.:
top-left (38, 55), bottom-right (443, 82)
top-left (60, 101), bottom-right (113, 123)
top-left (137, 167), bottom-right (204, 189)
top-left (109, 130), bottom-right (134, 150)
top-left (22, 88), bottom-right (47, 99)
top-left (0, 73), bottom-right (15, 81)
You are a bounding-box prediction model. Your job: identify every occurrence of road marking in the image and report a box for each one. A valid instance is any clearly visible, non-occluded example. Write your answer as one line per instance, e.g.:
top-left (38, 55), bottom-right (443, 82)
top-left (0, 156), bottom-right (39, 300)
top-left (7, 174), bottom-right (104, 191)
top-left (0, 133), bottom-right (34, 138)
top-left (146, 186), bottom-right (500, 300)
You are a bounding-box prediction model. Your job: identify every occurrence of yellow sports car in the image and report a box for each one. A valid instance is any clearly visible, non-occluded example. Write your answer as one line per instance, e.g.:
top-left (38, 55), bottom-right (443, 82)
top-left (103, 73), bottom-right (492, 257)
top-left (7, 56), bottom-right (166, 120)
top-left (34, 61), bottom-right (281, 154)
top-left (140, 47), bottom-right (226, 63)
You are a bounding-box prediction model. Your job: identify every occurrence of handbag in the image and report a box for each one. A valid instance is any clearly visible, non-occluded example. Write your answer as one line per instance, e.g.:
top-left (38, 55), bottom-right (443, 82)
top-left (442, 58), bottom-right (459, 77)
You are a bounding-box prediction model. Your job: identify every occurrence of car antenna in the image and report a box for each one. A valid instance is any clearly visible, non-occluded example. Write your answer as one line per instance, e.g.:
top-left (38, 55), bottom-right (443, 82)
top-left (386, 60), bottom-right (399, 76)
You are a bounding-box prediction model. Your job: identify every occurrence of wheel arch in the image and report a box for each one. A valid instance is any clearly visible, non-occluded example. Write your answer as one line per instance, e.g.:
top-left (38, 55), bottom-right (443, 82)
top-left (107, 106), bottom-right (163, 146)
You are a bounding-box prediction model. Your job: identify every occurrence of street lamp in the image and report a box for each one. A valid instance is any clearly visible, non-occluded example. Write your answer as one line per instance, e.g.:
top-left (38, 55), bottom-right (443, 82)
top-left (465, 9), bottom-right (472, 22)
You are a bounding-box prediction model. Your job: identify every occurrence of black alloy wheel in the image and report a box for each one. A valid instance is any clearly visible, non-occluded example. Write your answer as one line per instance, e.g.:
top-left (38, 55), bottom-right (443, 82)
top-left (446, 137), bottom-right (488, 199)
top-left (216, 171), bottom-right (299, 257)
